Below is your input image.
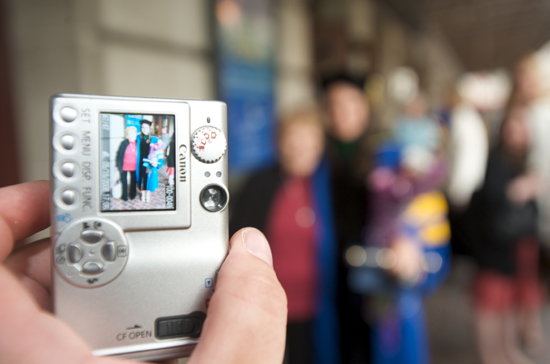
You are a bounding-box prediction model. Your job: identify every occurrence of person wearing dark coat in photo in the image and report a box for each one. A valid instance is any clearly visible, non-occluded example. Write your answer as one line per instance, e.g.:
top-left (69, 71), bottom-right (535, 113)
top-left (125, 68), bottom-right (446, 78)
top-left (230, 108), bottom-right (340, 364)
top-left (165, 133), bottom-right (176, 186)
top-left (470, 103), bottom-right (545, 364)
top-left (136, 119), bottom-right (152, 201)
top-left (115, 126), bottom-right (138, 201)
top-left (322, 74), bottom-right (373, 364)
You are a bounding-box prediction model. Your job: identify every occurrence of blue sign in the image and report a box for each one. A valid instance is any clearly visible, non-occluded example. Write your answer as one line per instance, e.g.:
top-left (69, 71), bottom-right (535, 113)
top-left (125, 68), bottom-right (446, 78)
top-left (215, 0), bottom-right (276, 172)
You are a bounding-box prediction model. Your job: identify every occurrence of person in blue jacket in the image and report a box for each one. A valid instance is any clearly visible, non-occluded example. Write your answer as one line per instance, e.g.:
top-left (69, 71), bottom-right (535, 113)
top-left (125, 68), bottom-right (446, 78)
top-left (142, 136), bottom-right (165, 203)
top-left (348, 97), bottom-right (451, 364)
top-left (230, 108), bottom-right (340, 364)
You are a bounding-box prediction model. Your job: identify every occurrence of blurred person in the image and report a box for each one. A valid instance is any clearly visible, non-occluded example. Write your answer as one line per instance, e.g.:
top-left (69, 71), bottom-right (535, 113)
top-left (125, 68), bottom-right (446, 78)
top-left (116, 126), bottom-right (139, 202)
top-left (513, 53), bottom-right (550, 247)
top-left (446, 91), bottom-right (489, 210)
top-left (136, 119), bottom-right (152, 201)
top-left (445, 88), bottom-right (489, 257)
top-left (322, 73), bottom-right (373, 364)
top-left (348, 94), bottom-right (451, 364)
top-left (470, 103), bottom-right (545, 364)
top-left (142, 136), bottom-right (165, 203)
top-left (230, 108), bottom-right (339, 364)
top-left (394, 94), bottom-right (442, 153)
top-left (165, 133), bottom-right (176, 186)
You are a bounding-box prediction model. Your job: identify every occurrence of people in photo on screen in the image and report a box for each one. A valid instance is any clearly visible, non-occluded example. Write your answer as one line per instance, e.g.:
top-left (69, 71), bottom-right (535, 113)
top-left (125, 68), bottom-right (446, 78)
top-left (115, 126), bottom-right (138, 202)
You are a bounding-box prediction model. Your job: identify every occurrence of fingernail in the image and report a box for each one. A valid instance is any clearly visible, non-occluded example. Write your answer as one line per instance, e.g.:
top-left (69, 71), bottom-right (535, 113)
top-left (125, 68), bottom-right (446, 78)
top-left (242, 228), bottom-right (273, 267)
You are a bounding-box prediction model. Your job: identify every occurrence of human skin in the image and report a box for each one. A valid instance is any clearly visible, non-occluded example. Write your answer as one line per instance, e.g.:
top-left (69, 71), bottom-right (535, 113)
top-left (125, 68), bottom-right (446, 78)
top-left (1, 181), bottom-right (287, 364)
top-left (326, 82), bottom-right (370, 143)
top-left (279, 122), bottom-right (324, 178)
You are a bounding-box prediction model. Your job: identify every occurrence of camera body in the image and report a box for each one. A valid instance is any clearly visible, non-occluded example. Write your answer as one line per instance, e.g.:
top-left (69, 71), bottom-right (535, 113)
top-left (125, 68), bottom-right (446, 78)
top-left (50, 94), bottom-right (229, 361)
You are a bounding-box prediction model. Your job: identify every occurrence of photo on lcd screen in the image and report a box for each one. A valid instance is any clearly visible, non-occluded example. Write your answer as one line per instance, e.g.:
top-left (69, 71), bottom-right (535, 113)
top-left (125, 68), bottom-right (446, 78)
top-left (100, 113), bottom-right (176, 212)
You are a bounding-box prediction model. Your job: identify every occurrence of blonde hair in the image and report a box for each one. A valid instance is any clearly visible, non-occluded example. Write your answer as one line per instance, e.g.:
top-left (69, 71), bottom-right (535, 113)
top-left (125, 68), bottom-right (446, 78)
top-left (512, 52), bottom-right (550, 102)
top-left (277, 107), bottom-right (324, 145)
top-left (125, 126), bottom-right (137, 138)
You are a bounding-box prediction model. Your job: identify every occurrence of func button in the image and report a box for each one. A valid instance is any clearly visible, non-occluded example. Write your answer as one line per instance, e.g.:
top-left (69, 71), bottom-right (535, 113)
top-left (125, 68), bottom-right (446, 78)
top-left (60, 134), bottom-right (76, 151)
top-left (61, 189), bottom-right (76, 206)
top-left (81, 230), bottom-right (104, 244)
top-left (82, 261), bottom-right (103, 275)
top-left (155, 312), bottom-right (206, 339)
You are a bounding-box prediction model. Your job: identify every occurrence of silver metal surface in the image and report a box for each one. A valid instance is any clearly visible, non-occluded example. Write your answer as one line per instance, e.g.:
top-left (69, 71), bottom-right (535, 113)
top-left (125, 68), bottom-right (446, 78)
top-left (50, 94), bottom-right (229, 361)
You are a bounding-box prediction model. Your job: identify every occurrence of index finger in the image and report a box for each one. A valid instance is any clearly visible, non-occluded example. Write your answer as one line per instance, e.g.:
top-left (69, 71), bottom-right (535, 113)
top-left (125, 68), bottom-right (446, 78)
top-left (0, 180), bottom-right (50, 261)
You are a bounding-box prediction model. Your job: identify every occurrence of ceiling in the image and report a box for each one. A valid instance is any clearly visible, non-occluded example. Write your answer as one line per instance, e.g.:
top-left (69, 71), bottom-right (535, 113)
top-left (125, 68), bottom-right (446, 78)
top-left (385, 0), bottom-right (550, 71)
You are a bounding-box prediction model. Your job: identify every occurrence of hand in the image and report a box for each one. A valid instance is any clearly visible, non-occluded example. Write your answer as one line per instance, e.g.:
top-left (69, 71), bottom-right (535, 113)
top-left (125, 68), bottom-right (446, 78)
top-left (1, 181), bottom-right (287, 364)
top-left (388, 237), bottom-right (423, 284)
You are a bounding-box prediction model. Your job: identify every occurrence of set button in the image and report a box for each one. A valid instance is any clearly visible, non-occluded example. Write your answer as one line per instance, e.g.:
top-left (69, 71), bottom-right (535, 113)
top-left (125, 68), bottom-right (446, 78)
top-left (60, 107), bottom-right (77, 122)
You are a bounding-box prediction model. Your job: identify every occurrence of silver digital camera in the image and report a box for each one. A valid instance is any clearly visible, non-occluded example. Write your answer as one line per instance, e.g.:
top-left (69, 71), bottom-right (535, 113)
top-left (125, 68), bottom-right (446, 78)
top-left (49, 94), bottom-right (229, 361)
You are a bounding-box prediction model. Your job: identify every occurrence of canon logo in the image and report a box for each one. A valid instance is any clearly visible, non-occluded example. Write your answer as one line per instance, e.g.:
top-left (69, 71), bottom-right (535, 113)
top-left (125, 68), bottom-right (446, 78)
top-left (178, 145), bottom-right (187, 182)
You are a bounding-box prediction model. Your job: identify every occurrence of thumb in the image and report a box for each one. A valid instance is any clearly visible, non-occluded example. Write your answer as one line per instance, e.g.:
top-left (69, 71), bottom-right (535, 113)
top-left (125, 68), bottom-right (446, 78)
top-left (188, 228), bottom-right (287, 364)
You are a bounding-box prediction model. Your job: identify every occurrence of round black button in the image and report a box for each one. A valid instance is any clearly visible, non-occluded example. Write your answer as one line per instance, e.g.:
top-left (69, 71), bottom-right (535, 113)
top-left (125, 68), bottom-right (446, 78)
top-left (200, 185), bottom-right (228, 212)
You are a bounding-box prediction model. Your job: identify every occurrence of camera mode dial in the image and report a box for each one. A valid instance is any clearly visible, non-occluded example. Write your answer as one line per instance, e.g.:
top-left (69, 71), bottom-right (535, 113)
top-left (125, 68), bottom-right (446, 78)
top-left (191, 126), bottom-right (227, 163)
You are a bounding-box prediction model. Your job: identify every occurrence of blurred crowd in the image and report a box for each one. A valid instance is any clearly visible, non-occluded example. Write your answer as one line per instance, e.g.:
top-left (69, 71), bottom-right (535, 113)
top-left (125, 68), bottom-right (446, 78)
top-left (230, 51), bottom-right (550, 364)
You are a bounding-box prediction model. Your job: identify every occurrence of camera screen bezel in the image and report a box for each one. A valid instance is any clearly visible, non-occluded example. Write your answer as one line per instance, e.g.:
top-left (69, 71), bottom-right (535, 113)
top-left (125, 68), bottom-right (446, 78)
top-left (52, 95), bottom-right (191, 231)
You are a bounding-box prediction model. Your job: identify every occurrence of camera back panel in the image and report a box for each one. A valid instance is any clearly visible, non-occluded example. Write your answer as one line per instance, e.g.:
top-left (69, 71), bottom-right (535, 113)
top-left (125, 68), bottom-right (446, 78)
top-left (50, 94), bottom-right (229, 360)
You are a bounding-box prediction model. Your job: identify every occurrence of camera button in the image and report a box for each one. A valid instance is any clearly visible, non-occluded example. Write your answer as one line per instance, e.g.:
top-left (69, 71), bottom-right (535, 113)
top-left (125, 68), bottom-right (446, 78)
top-left (60, 134), bottom-right (76, 150)
top-left (61, 189), bottom-right (76, 206)
top-left (60, 162), bottom-right (76, 178)
top-left (81, 230), bottom-right (104, 244)
top-left (68, 244), bottom-right (83, 264)
top-left (101, 241), bottom-right (116, 262)
top-left (200, 185), bottom-right (229, 212)
top-left (191, 126), bottom-right (227, 163)
top-left (60, 107), bottom-right (77, 122)
top-left (82, 261), bottom-right (103, 275)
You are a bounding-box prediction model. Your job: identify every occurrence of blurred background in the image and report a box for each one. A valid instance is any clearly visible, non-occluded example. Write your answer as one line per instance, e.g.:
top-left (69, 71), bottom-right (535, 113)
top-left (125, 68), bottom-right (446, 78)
top-left (2, 0), bottom-right (550, 363)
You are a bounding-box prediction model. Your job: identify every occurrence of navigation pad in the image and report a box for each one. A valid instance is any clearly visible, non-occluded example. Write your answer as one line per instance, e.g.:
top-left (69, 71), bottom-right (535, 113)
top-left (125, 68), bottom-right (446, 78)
top-left (54, 218), bottom-right (129, 288)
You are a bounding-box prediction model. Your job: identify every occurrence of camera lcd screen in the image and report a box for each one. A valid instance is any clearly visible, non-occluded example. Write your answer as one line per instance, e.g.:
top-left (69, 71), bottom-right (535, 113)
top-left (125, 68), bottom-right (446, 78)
top-left (99, 113), bottom-right (176, 212)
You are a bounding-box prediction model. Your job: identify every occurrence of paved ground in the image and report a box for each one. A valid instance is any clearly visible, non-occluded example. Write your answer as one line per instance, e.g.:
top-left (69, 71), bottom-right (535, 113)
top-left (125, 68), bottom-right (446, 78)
top-left (111, 166), bottom-right (172, 210)
top-left (426, 256), bottom-right (550, 364)
top-left (179, 256), bottom-right (550, 364)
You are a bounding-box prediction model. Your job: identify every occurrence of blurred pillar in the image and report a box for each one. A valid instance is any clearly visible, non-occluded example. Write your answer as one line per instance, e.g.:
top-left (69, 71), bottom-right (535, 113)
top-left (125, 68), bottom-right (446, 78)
top-left (0, 0), bottom-right (21, 187)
